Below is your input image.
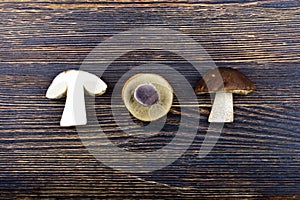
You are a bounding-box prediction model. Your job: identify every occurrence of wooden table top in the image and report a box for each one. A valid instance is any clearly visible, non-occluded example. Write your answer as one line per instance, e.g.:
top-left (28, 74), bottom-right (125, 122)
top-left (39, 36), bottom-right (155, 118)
top-left (0, 0), bottom-right (299, 199)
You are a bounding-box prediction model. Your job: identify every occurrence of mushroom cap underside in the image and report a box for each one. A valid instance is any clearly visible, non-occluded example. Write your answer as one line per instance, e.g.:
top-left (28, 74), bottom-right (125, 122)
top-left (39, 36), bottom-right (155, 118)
top-left (122, 73), bottom-right (173, 122)
top-left (195, 67), bottom-right (256, 95)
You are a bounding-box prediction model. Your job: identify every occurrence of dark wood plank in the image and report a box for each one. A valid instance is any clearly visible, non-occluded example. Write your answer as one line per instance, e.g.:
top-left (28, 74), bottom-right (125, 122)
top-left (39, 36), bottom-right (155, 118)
top-left (0, 0), bottom-right (299, 199)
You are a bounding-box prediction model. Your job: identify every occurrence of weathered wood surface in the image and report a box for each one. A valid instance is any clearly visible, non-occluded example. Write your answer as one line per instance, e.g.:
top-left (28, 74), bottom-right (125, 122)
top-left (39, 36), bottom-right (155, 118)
top-left (0, 0), bottom-right (299, 199)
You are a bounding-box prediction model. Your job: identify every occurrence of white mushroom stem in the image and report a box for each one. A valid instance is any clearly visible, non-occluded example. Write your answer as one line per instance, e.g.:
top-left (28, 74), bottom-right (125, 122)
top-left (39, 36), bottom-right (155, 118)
top-left (208, 92), bottom-right (234, 123)
top-left (59, 77), bottom-right (86, 127)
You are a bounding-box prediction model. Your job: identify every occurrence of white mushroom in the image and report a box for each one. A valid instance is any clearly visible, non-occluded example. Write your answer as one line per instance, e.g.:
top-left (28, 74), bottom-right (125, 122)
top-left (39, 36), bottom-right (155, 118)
top-left (46, 70), bottom-right (107, 127)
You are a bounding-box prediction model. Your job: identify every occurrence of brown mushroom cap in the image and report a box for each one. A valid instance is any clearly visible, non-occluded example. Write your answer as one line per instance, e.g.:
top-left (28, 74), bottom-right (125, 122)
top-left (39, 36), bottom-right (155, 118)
top-left (122, 73), bottom-right (173, 122)
top-left (195, 67), bottom-right (256, 95)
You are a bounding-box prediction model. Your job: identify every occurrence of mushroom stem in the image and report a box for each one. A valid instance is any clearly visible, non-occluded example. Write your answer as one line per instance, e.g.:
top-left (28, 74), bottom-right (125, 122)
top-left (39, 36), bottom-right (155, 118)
top-left (208, 92), bottom-right (233, 123)
top-left (134, 83), bottom-right (159, 106)
top-left (60, 81), bottom-right (86, 127)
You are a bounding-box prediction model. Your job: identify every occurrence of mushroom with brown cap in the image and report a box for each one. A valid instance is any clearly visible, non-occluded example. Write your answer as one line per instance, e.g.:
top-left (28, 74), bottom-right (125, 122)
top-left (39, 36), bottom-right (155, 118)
top-left (195, 67), bottom-right (256, 123)
top-left (122, 73), bottom-right (173, 122)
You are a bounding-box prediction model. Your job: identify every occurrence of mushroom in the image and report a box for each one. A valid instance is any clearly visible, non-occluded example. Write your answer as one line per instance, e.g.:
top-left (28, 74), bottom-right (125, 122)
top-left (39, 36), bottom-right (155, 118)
top-left (195, 67), bottom-right (256, 123)
top-left (46, 70), bottom-right (107, 127)
top-left (122, 73), bottom-right (173, 122)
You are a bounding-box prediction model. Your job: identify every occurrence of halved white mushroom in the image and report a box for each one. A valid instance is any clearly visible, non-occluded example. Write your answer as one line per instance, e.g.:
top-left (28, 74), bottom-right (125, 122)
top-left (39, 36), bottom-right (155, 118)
top-left (46, 70), bottom-right (107, 127)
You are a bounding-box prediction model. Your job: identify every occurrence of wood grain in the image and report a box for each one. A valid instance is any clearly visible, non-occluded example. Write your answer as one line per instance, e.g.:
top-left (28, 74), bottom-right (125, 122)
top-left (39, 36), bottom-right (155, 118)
top-left (0, 0), bottom-right (299, 199)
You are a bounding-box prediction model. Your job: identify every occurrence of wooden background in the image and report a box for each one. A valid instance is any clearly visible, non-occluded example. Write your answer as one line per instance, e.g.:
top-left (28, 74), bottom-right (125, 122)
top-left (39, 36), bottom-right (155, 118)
top-left (0, 0), bottom-right (299, 199)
